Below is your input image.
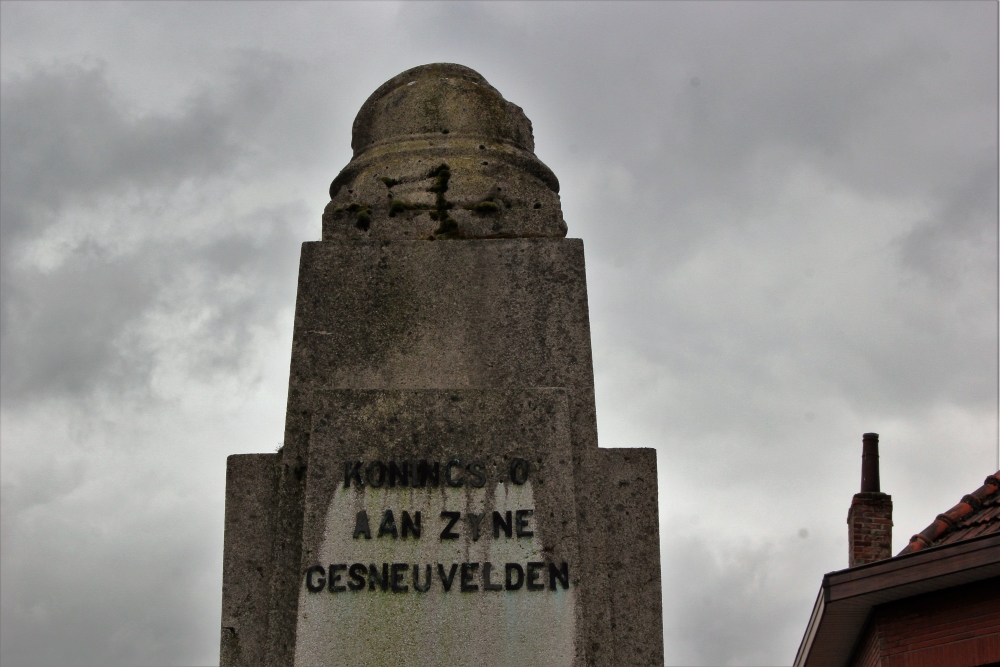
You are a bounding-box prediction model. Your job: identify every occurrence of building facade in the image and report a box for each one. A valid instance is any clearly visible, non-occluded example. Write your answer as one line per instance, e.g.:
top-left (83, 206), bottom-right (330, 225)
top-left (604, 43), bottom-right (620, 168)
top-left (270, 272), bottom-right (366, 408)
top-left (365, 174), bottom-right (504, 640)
top-left (794, 434), bottom-right (999, 667)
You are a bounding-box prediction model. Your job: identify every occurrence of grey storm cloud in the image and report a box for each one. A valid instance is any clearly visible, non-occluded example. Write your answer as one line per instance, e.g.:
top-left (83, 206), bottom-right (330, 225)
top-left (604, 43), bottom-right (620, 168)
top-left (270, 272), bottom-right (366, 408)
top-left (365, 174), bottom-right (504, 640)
top-left (662, 535), bottom-right (810, 665)
top-left (0, 58), bottom-right (305, 406)
top-left (1, 2), bottom-right (996, 666)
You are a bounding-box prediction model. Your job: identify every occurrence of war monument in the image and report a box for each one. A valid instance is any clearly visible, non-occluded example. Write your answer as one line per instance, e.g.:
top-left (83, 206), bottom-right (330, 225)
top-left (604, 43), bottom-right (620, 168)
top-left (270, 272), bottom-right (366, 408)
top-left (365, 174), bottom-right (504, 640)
top-left (220, 63), bottom-right (663, 667)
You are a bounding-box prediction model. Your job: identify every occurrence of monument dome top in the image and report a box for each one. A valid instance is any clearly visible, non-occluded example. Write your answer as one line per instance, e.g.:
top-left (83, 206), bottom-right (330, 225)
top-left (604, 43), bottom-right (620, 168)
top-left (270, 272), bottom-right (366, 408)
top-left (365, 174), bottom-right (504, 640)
top-left (351, 63), bottom-right (535, 156)
top-left (324, 63), bottom-right (566, 241)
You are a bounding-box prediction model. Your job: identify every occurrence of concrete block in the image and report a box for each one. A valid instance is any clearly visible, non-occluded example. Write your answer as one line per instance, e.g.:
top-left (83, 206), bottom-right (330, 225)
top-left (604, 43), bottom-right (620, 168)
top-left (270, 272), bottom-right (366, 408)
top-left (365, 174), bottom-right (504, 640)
top-left (221, 454), bottom-right (279, 667)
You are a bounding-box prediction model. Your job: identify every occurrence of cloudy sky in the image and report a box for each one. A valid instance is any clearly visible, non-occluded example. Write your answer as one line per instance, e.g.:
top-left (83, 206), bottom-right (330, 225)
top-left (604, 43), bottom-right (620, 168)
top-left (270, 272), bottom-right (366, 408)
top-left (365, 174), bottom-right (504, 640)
top-left (1, 2), bottom-right (996, 665)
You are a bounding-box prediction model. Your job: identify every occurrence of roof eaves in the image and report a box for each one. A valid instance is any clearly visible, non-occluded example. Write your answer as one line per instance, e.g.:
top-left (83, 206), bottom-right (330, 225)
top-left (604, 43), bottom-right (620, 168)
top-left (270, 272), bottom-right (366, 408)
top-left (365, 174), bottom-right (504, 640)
top-left (793, 533), bottom-right (1000, 667)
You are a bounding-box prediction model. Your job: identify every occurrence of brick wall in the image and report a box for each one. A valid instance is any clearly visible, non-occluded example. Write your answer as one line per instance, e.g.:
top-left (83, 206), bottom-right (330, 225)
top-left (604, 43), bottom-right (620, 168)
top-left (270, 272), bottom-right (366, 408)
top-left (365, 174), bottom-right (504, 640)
top-left (852, 620), bottom-right (881, 667)
top-left (850, 577), bottom-right (1000, 667)
top-left (848, 492), bottom-right (893, 567)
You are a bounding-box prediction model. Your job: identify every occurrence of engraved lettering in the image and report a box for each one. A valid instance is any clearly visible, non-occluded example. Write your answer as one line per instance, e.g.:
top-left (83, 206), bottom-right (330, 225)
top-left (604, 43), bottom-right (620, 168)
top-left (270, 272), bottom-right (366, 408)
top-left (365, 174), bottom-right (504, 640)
top-left (401, 511), bottom-right (421, 539)
top-left (438, 563), bottom-right (458, 592)
top-left (460, 562), bottom-right (479, 592)
top-left (440, 511), bottom-right (461, 539)
top-left (493, 510), bottom-right (512, 538)
top-left (368, 563), bottom-right (389, 591)
top-left (467, 461), bottom-right (486, 488)
top-left (413, 564), bottom-right (432, 593)
top-left (510, 458), bottom-right (530, 484)
top-left (482, 562), bottom-right (502, 591)
top-left (391, 563), bottom-right (408, 593)
top-left (527, 562), bottom-right (545, 591)
top-left (416, 460), bottom-right (439, 487)
top-left (377, 510), bottom-right (398, 539)
top-left (348, 563), bottom-right (367, 591)
top-left (344, 461), bottom-right (364, 488)
top-left (328, 564), bottom-right (347, 593)
top-left (445, 459), bottom-right (464, 487)
top-left (353, 511), bottom-right (372, 540)
top-left (466, 512), bottom-right (485, 541)
top-left (389, 460), bottom-right (410, 487)
top-left (305, 565), bottom-right (325, 593)
top-left (505, 563), bottom-right (524, 590)
top-left (366, 461), bottom-right (386, 488)
top-left (549, 562), bottom-right (569, 590)
top-left (515, 509), bottom-right (534, 538)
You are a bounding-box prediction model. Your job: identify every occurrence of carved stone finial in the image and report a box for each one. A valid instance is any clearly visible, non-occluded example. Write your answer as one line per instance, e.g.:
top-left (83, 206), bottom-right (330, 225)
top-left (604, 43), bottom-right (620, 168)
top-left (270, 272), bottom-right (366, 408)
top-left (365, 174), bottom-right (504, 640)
top-left (323, 63), bottom-right (566, 240)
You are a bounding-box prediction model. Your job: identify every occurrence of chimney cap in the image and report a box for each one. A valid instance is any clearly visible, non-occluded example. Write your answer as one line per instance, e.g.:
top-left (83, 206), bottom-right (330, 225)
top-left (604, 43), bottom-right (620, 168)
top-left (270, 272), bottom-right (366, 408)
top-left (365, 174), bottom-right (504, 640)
top-left (861, 432), bottom-right (880, 493)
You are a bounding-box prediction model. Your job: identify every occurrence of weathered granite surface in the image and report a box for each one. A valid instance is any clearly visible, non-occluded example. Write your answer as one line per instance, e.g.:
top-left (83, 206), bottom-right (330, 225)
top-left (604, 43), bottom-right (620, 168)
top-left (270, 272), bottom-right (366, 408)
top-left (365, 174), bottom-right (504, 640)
top-left (219, 63), bottom-right (663, 667)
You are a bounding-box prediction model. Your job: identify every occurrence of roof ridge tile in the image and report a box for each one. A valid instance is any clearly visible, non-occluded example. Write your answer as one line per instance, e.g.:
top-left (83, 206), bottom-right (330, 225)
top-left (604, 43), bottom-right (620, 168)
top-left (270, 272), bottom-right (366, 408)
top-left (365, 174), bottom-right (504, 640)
top-left (896, 469), bottom-right (1000, 556)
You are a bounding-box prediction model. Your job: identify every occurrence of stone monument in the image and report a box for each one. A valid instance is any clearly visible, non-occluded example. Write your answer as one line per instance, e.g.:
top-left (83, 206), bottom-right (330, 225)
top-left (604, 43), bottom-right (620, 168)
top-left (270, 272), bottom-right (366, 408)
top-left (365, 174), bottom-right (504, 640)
top-left (220, 63), bottom-right (663, 667)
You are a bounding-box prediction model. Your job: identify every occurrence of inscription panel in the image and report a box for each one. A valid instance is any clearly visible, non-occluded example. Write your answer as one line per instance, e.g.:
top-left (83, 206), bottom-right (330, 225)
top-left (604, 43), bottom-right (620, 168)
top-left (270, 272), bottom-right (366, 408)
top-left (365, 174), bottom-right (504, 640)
top-left (295, 389), bottom-right (582, 667)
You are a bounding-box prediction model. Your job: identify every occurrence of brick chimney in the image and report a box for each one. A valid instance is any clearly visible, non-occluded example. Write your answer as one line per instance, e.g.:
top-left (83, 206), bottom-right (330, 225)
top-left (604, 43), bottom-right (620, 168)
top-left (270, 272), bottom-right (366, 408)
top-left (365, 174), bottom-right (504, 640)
top-left (847, 433), bottom-right (893, 567)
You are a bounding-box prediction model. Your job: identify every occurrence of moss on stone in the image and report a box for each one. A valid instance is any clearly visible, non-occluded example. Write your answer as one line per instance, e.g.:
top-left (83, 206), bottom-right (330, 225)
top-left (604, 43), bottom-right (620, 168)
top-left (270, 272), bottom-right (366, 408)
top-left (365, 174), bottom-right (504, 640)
top-left (388, 199), bottom-right (410, 217)
top-left (470, 200), bottom-right (500, 215)
top-left (433, 217), bottom-right (459, 237)
top-left (336, 202), bottom-right (373, 230)
top-left (427, 164), bottom-right (451, 194)
top-left (355, 209), bottom-right (372, 231)
top-left (424, 163), bottom-right (461, 237)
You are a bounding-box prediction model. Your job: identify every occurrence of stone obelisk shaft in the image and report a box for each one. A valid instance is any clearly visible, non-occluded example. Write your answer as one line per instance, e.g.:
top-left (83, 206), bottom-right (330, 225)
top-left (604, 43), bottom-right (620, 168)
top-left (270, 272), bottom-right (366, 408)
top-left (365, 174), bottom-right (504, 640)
top-left (220, 63), bottom-right (663, 667)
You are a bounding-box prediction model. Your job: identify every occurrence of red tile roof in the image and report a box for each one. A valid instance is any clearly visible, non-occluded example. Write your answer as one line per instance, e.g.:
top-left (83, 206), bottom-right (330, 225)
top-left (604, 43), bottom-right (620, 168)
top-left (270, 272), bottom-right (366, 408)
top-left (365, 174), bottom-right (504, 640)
top-left (897, 471), bottom-right (1000, 555)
